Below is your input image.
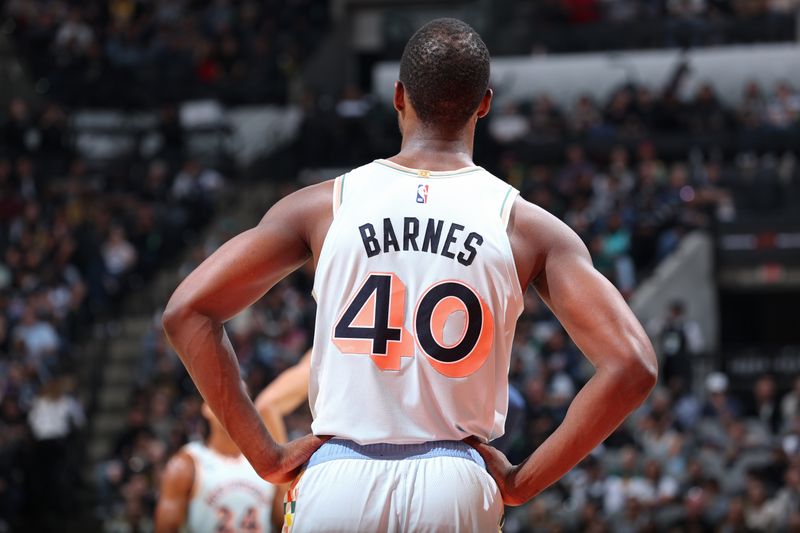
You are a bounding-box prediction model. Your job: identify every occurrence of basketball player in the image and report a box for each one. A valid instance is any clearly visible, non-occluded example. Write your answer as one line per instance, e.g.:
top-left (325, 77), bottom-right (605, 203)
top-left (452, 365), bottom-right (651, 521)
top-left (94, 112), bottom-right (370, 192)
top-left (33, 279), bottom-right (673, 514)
top-left (254, 352), bottom-right (311, 422)
top-left (162, 18), bottom-right (657, 531)
top-left (154, 398), bottom-right (286, 533)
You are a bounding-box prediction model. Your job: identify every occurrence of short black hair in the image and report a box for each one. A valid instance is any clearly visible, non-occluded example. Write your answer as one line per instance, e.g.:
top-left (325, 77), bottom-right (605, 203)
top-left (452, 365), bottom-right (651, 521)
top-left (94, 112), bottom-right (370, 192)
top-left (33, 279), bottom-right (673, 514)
top-left (399, 18), bottom-right (490, 129)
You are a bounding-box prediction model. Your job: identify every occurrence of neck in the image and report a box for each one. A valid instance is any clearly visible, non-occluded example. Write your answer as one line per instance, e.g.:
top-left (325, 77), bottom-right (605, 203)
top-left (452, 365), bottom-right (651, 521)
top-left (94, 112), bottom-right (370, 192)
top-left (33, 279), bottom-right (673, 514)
top-left (390, 122), bottom-right (476, 171)
top-left (207, 429), bottom-right (242, 458)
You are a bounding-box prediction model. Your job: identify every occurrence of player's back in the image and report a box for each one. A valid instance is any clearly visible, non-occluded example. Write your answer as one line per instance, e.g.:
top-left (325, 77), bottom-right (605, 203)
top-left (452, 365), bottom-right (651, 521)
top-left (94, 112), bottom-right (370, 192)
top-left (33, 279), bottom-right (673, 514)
top-left (310, 159), bottom-right (523, 445)
top-left (182, 442), bottom-right (275, 533)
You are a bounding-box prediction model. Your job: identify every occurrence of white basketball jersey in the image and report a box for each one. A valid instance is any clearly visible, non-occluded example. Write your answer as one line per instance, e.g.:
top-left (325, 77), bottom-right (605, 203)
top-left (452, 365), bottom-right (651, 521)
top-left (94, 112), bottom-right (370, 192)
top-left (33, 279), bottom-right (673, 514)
top-left (183, 442), bottom-right (276, 533)
top-left (309, 159), bottom-right (523, 444)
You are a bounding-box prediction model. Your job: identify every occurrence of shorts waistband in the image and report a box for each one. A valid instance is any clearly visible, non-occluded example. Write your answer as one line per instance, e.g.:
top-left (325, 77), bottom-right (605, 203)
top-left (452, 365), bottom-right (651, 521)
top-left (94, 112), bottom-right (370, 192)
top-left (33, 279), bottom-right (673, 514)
top-left (307, 439), bottom-right (486, 470)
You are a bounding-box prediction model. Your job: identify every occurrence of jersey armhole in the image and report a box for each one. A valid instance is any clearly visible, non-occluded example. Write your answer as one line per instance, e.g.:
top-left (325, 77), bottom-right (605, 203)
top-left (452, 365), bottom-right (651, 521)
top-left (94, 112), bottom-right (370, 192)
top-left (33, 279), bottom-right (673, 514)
top-left (500, 186), bottom-right (518, 228)
top-left (332, 174), bottom-right (346, 217)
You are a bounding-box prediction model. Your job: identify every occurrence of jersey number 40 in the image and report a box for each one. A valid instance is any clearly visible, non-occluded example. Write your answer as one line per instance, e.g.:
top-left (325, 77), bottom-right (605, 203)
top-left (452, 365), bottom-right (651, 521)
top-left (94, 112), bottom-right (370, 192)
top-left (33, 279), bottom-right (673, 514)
top-left (333, 273), bottom-right (494, 378)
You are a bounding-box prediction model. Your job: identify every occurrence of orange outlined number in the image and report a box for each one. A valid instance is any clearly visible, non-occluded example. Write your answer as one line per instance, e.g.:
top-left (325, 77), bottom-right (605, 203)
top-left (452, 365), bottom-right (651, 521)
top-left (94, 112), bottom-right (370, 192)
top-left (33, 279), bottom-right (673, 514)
top-left (333, 273), bottom-right (494, 377)
top-left (333, 273), bottom-right (413, 370)
top-left (414, 280), bottom-right (494, 378)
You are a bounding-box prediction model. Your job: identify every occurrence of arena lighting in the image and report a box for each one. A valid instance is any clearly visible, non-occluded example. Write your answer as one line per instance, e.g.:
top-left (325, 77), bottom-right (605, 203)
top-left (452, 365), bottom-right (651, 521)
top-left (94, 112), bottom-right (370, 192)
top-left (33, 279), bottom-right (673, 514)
top-left (720, 232), bottom-right (800, 251)
top-left (760, 263), bottom-right (784, 284)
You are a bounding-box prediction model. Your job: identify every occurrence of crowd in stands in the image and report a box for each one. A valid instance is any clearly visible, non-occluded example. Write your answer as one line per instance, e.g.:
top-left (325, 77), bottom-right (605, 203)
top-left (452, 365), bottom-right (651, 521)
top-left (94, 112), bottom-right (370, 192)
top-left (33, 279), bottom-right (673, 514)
top-left (301, 74), bottom-right (800, 288)
top-left (4, 0), bottom-right (330, 107)
top-left (0, 96), bottom-right (230, 530)
top-left (2, 4), bottom-right (800, 525)
top-left (89, 77), bottom-right (800, 532)
top-left (98, 254), bottom-right (800, 532)
top-left (518, 0), bottom-right (799, 28)
top-left (484, 0), bottom-right (798, 53)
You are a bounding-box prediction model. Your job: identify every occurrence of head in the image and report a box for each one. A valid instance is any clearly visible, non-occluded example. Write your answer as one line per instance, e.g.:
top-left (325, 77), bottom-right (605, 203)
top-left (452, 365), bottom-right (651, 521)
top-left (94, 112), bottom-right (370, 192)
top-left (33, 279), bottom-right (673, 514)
top-left (396, 19), bottom-right (491, 136)
top-left (754, 374), bottom-right (776, 403)
top-left (669, 301), bottom-right (685, 319)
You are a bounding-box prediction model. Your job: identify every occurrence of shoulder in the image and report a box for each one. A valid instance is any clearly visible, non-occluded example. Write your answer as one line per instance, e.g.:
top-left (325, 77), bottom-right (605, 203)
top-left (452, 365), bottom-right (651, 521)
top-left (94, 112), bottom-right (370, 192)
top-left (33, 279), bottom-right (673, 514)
top-left (509, 196), bottom-right (581, 248)
top-left (508, 196), bottom-right (591, 287)
top-left (162, 449), bottom-right (196, 492)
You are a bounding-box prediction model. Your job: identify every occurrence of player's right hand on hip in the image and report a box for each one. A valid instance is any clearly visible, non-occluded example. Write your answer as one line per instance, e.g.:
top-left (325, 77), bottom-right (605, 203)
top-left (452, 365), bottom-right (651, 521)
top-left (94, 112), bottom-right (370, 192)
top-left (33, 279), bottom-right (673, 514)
top-left (464, 436), bottom-right (525, 506)
top-left (262, 434), bottom-right (331, 484)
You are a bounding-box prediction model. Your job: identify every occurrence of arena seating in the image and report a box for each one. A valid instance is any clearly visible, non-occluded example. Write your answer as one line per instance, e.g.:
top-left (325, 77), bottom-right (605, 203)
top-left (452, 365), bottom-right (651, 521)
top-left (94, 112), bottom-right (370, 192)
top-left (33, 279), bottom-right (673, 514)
top-left (2, 1), bottom-right (800, 531)
top-left (93, 80), bottom-right (800, 530)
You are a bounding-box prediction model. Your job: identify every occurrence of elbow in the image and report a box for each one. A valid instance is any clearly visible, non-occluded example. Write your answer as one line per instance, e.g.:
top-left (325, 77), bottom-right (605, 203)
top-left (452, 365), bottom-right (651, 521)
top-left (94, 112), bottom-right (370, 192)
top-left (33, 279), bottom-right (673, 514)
top-left (161, 296), bottom-right (193, 340)
top-left (610, 338), bottom-right (658, 402)
top-left (629, 355), bottom-right (658, 398)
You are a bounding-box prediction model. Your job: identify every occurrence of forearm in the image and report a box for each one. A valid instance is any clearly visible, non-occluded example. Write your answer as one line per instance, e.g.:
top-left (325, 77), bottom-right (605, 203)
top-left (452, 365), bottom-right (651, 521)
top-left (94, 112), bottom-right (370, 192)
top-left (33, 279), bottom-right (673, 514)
top-left (508, 363), bottom-right (653, 505)
top-left (163, 308), bottom-right (280, 476)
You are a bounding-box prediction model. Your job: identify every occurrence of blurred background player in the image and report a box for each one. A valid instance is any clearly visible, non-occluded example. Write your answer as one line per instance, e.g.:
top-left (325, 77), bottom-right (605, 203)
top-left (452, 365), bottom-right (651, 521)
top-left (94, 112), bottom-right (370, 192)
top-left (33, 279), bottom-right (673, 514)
top-left (155, 393), bottom-right (286, 533)
top-left (254, 353), bottom-right (311, 426)
top-left (253, 350), bottom-right (529, 458)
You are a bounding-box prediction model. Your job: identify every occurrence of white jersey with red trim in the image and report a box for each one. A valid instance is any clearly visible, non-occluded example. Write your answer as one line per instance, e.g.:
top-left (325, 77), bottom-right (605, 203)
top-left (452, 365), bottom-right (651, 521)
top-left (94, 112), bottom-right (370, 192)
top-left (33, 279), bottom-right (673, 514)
top-left (183, 442), bottom-right (275, 533)
top-left (309, 159), bottom-right (523, 445)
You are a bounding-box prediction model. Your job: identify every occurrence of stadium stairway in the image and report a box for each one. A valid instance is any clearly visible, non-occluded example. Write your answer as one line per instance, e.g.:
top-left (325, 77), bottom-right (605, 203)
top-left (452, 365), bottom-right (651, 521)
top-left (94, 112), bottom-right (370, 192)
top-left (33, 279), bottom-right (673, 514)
top-left (86, 178), bottom-right (277, 467)
top-left (630, 231), bottom-right (719, 393)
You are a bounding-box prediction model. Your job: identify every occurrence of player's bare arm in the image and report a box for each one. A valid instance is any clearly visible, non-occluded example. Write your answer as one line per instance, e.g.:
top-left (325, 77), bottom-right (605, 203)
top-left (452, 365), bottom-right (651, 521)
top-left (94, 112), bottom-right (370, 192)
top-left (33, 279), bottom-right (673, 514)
top-left (255, 351), bottom-right (312, 420)
top-left (468, 197), bottom-right (658, 506)
top-left (255, 355), bottom-right (311, 529)
top-left (257, 386), bottom-right (293, 445)
top-left (162, 182), bottom-right (333, 484)
top-left (154, 452), bottom-right (194, 533)
top-left (257, 389), bottom-right (291, 529)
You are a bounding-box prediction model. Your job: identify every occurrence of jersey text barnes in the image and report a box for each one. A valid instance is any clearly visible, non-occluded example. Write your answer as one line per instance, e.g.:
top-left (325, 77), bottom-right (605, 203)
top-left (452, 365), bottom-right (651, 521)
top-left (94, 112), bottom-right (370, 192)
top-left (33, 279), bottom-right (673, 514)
top-left (358, 217), bottom-right (483, 266)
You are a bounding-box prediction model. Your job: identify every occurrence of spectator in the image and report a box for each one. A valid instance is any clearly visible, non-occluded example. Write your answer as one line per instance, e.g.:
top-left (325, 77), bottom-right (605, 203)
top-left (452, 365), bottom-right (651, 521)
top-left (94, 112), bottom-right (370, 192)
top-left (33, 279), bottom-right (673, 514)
top-left (489, 103), bottom-right (531, 143)
top-left (54, 7), bottom-right (94, 55)
top-left (764, 81), bottom-right (800, 129)
top-left (12, 306), bottom-right (59, 370)
top-left (654, 301), bottom-right (705, 391)
top-left (742, 473), bottom-right (783, 531)
top-left (780, 375), bottom-right (800, 428)
top-left (603, 446), bottom-right (649, 515)
top-left (689, 83), bottom-right (729, 133)
top-left (26, 375), bottom-right (85, 520)
top-left (770, 466), bottom-right (800, 528)
top-left (738, 80), bottom-right (767, 129)
top-left (102, 226), bottom-right (138, 296)
top-left (746, 374), bottom-right (782, 434)
top-left (702, 372), bottom-right (741, 422)
top-left (2, 99), bottom-right (35, 158)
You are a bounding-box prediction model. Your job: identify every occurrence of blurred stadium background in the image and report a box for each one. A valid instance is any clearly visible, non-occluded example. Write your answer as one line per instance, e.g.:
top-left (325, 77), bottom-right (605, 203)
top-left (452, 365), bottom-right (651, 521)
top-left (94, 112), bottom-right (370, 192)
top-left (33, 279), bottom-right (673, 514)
top-left (1, 0), bottom-right (800, 531)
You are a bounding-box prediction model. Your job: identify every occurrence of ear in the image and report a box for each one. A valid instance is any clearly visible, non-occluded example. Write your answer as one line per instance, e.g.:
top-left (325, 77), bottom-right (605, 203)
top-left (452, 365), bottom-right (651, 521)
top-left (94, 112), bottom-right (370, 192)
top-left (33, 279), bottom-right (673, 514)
top-left (476, 88), bottom-right (493, 119)
top-left (393, 81), bottom-right (406, 113)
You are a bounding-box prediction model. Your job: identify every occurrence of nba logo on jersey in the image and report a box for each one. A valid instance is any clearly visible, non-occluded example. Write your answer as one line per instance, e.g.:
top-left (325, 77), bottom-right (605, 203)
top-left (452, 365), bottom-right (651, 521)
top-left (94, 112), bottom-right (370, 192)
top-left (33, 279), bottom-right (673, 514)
top-left (416, 184), bottom-right (429, 204)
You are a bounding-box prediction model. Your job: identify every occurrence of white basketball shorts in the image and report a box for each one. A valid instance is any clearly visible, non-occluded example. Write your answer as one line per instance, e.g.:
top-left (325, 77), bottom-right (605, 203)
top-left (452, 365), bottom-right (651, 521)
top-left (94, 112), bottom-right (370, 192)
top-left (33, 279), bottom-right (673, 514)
top-left (282, 439), bottom-right (503, 532)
